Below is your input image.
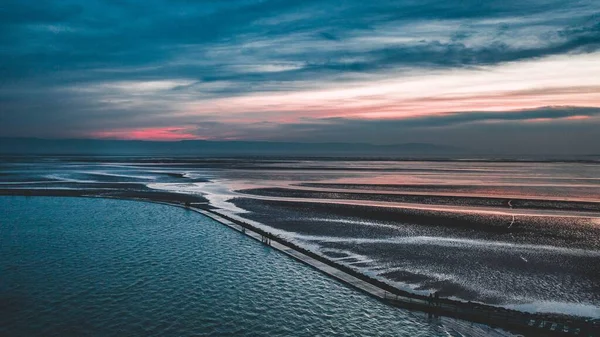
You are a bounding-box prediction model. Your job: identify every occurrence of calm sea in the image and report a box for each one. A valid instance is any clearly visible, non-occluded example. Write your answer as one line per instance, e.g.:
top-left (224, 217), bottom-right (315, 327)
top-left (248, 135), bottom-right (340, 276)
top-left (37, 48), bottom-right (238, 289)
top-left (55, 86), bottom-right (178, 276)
top-left (0, 196), bottom-right (497, 336)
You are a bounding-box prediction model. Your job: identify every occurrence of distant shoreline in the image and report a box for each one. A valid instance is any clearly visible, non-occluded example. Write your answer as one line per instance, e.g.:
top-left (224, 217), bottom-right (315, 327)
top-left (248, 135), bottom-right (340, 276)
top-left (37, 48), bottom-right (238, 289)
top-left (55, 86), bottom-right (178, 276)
top-left (2, 188), bottom-right (598, 336)
top-left (2, 153), bottom-right (600, 163)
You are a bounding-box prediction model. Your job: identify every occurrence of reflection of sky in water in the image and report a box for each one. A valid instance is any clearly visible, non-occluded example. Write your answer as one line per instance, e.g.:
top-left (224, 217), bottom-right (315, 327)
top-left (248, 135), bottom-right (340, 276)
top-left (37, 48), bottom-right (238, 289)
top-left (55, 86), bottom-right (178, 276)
top-left (1, 158), bottom-right (600, 317)
top-left (5, 196), bottom-right (496, 337)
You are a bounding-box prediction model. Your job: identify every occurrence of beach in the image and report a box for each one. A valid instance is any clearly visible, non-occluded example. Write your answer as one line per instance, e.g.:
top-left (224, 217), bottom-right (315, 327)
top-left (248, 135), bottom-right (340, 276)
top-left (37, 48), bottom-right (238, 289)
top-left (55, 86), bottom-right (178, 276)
top-left (1, 156), bottom-right (600, 334)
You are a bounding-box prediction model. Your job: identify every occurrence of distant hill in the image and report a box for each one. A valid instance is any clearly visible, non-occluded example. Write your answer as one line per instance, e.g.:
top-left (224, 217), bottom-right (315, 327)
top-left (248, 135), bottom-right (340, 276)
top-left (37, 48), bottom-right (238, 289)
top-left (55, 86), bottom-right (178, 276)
top-left (0, 138), bottom-right (460, 157)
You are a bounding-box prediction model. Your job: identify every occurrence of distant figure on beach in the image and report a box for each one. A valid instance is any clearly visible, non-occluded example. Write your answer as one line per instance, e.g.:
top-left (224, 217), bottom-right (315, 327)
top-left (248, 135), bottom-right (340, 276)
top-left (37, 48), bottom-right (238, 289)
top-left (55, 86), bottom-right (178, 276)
top-left (434, 291), bottom-right (440, 306)
top-left (429, 293), bottom-right (433, 305)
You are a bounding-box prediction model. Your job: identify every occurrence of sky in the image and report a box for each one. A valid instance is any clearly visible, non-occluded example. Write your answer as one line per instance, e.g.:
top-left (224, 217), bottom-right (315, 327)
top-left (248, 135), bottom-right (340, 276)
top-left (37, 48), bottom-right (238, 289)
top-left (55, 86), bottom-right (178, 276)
top-left (0, 0), bottom-right (599, 153)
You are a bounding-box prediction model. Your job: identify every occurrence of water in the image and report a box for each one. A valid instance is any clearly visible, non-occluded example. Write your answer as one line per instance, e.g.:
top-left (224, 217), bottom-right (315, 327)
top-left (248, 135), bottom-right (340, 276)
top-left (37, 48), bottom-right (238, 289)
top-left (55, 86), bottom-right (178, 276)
top-left (2, 157), bottom-right (599, 317)
top-left (0, 196), bottom-right (493, 336)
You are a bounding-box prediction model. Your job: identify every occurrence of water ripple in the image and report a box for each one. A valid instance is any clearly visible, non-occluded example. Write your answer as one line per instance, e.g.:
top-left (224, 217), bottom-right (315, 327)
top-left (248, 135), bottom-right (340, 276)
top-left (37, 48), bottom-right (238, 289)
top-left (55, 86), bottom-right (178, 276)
top-left (0, 197), bottom-right (503, 336)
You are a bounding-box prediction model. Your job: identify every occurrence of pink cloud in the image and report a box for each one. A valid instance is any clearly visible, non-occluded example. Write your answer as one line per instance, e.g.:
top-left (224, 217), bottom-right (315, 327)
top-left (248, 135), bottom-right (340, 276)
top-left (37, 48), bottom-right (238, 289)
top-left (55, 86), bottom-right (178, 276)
top-left (90, 127), bottom-right (199, 141)
top-left (180, 85), bottom-right (600, 124)
top-left (524, 115), bottom-right (592, 123)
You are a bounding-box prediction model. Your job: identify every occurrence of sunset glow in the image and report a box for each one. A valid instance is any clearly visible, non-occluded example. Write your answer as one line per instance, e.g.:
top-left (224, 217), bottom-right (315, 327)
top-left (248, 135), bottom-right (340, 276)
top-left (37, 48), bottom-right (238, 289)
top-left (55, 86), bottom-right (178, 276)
top-left (1, 0), bottom-right (599, 152)
top-left (91, 127), bottom-right (200, 141)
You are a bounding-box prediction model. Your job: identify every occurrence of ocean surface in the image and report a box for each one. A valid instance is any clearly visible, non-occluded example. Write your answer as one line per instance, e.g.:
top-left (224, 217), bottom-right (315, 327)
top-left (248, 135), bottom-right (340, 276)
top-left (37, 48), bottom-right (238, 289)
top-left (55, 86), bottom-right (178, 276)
top-left (1, 156), bottom-right (599, 318)
top-left (0, 196), bottom-right (504, 336)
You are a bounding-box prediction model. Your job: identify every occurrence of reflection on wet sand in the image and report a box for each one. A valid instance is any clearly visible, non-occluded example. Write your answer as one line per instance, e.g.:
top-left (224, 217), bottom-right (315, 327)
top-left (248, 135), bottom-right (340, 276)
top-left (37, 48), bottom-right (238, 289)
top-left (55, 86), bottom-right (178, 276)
top-left (1, 157), bottom-right (599, 318)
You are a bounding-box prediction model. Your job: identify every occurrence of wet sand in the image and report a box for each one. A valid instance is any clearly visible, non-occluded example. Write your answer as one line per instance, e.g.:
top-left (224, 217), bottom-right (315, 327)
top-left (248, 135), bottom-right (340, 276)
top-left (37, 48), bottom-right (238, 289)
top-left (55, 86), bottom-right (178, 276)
top-left (240, 187), bottom-right (600, 212)
top-left (1, 188), bottom-right (598, 336)
top-left (2, 157), bottom-right (599, 322)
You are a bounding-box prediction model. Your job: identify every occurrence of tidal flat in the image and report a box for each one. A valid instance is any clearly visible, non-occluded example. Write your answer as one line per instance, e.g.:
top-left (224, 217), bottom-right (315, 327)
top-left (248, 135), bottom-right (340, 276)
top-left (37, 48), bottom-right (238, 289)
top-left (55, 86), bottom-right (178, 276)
top-left (2, 156), bottom-right (600, 320)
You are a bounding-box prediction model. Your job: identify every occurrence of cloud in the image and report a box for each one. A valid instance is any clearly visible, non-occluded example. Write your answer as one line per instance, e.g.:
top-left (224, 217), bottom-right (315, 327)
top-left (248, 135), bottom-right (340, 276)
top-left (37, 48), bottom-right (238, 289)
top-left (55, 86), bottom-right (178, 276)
top-left (2, 0), bottom-right (599, 82)
top-left (376, 106), bottom-right (600, 127)
top-left (0, 1), bottom-right (82, 25)
top-left (1, 0), bottom-right (600, 154)
top-left (184, 106), bottom-right (600, 138)
top-left (83, 105), bottom-right (600, 144)
top-left (189, 106), bottom-right (600, 154)
top-left (89, 126), bottom-right (199, 141)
